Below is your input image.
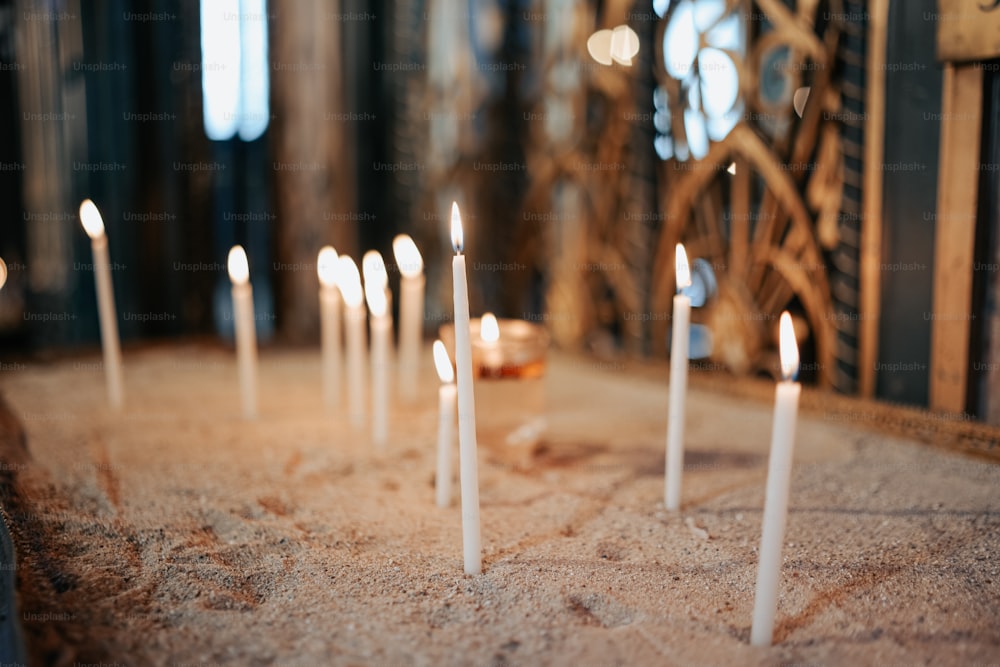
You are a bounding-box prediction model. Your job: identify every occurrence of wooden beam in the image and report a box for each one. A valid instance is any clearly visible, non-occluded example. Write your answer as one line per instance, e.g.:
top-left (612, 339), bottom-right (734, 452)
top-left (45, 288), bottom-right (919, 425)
top-left (929, 63), bottom-right (983, 412)
top-left (859, 0), bottom-right (889, 398)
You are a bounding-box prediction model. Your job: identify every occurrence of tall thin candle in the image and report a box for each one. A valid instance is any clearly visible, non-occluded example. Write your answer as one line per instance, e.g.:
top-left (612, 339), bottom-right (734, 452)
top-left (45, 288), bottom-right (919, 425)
top-left (79, 200), bottom-right (124, 410)
top-left (432, 340), bottom-right (456, 508)
top-left (665, 243), bottom-right (691, 511)
top-left (393, 234), bottom-right (424, 402)
top-left (366, 278), bottom-right (390, 448)
top-left (227, 245), bottom-right (258, 419)
top-left (317, 246), bottom-right (342, 412)
top-left (751, 311), bottom-right (802, 646)
top-left (337, 256), bottom-right (366, 428)
top-left (451, 202), bottom-right (482, 575)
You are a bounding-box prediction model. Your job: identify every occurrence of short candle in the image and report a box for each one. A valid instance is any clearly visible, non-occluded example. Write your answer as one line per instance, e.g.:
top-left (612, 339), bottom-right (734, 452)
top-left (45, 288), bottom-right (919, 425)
top-left (665, 243), bottom-right (691, 511)
top-left (227, 245), bottom-right (258, 419)
top-left (366, 277), bottom-right (391, 448)
top-left (336, 256), bottom-right (367, 428)
top-left (432, 339), bottom-right (456, 508)
top-left (79, 199), bottom-right (124, 410)
top-left (317, 246), bottom-right (342, 413)
top-left (393, 234), bottom-right (425, 403)
top-left (751, 311), bottom-right (802, 646)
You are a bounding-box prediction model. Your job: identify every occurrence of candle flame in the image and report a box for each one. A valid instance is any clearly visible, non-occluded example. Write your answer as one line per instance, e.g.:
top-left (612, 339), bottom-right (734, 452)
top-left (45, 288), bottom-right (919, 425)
top-left (432, 339), bottom-right (454, 384)
top-left (779, 311), bottom-right (800, 381)
top-left (675, 243), bottom-right (691, 291)
top-left (392, 234), bottom-right (424, 278)
top-left (365, 278), bottom-right (388, 317)
top-left (609, 25), bottom-right (640, 66)
top-left (480, 312), bottom-right (500, 343)
top-left (79, 199), bottom-right (106, 239)
top-left (0, 258), bottom-right (6, 291)
top-left (336, 256), bottom-right (364, 308)
top-left (317, 245), bottom-right (339, 288)
top-left (227, 245), bottom-right (250, 285)
top-left (362, 250), bottom-right (388, 288)
top-left (450, 202), bottom-right (463, 253)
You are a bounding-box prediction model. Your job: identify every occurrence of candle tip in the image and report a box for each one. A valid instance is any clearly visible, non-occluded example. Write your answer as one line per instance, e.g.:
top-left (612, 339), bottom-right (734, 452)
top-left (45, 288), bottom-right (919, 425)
top-left (450, 202), bottom-right (463, 253)
top-left (779, 311), bottom-right (800, 381)
top-left (480, 313), bottom-right (500, 343)
top-left (227, 245), bottom-right (250, 285)
top-left (393, 234), bottom-right (424, 278)
top-left (79, 199), bottom-right (106, 239)
top-left (317, 246), bottom-right (339, 287)
top-left (675, 243), bottom-right (692, 291)
top-left (362, 250), bottom-right (389, 289)
top-left (432, 340), bottom-right (454, 383)
top-left (336, 256), bottom-right (364, 308)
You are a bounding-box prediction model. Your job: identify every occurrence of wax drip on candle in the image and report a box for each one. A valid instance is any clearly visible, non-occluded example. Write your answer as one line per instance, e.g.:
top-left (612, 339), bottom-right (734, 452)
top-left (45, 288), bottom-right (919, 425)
top-left (779, 312), bottom-right (799, 381)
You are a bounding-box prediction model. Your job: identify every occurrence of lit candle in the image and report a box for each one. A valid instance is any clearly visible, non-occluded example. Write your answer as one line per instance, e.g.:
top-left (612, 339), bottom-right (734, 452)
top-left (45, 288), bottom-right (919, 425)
top-left (393, 234), bottom-right (424, 402)
top-left (751, 311), bottom-right (802, 646)
top-left (451, 202), bottom-right (482, 575)
top-left (317, 246), bottom-right (341, 413)
top-left (665, 243), bottom-right (691, 511)
top-left (0, 258), bottom-right (6, 291)
top-left (362, 250), bottom-right (392, 323)
top-left (337, 256), bottom-right (366, 428)
top-left (227, 245), bottom-right (258, 419)
top-left (79, 199), bottom-right (124, 410)
top-left (479, 312), bottom-right (502, 373)
top-left (432, 339), bottom-right (456, 508)
top-left (366, 276), bottom-right (391, 448)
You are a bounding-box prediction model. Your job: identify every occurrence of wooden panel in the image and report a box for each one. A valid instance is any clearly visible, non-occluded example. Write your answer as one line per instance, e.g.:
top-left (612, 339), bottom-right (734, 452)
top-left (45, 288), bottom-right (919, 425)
top-left (929, 63), bottom-right (983, 412)
top-left (937, 0), bottom-right (1000, 63)
top-left (859, 0), bottom-right (890, 398)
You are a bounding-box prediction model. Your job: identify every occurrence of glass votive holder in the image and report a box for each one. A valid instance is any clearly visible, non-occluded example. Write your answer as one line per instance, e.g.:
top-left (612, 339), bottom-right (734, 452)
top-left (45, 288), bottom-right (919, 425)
top-left (439, 318), bottom-right (549, 468)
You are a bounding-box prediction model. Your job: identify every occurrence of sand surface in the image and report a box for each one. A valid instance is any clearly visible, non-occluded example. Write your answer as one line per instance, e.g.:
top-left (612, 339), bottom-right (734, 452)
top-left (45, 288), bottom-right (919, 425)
top-left (0, 343), bottom-right (998, 666)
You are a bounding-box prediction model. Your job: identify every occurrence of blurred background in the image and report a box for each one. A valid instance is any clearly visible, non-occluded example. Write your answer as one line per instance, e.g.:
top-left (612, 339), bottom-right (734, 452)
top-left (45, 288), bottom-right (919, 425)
top-left (0, 0), bottom-right (998, 422)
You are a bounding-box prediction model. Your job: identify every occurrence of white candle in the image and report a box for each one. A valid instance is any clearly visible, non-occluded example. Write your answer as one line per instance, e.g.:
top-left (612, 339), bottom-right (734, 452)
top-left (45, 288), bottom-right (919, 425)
top-left (432, 339), bottom-right (456, 507)
top-left (79, 200), bottom-right (124, 410)
top-left (665, 243), bottom-right (691, 511)
top-left (366, 278), bottom-right (391, 448)
top-left (337, 256), bottom-right (366, 428)
top-left (317, 246), bottom-right (342, 413)
top-left (451, 202), bottom-right (482, 575)
top-left (479, 312), bottom-right (502, 373)
top-left (393, 234), bottom-right (425, 402)
top-left (751, 311), bottom-right (802, 646)
top-left (227, 245), bottom-right (258, 419)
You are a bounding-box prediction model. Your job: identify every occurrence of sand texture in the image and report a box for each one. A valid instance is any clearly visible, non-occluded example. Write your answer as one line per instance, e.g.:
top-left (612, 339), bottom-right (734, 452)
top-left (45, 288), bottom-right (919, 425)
top-left (0, 343), bottom-right (998, 666)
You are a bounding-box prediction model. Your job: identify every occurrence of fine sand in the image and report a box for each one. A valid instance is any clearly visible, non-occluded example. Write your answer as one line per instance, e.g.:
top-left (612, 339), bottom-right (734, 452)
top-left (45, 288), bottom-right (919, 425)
top-left (0, 343), bottom-right (998, 666)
